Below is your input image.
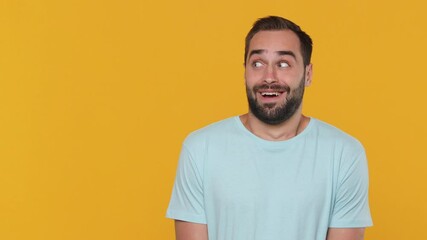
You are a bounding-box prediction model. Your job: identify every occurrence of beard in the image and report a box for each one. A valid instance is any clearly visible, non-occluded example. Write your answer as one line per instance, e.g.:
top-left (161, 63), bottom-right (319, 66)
top-left (246, 77), bottom-right (305, 125)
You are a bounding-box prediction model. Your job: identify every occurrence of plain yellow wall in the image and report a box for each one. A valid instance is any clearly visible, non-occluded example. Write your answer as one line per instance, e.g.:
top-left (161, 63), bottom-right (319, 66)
top-left (1, 0), bottom-right (426, 239)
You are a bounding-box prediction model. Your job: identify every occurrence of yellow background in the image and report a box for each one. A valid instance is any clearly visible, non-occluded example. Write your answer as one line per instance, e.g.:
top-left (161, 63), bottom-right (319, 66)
top-left (1, 0), bottom-right (426, 239)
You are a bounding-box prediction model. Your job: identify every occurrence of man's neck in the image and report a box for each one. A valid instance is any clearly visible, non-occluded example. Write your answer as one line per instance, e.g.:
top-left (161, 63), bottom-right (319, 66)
top-left (240, 110), bottom-right (309, 141)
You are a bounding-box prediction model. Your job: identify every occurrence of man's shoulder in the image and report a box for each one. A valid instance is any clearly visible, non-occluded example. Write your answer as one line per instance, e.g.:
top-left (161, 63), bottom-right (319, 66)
top-left (312, 118), bottom-right (364, 151)
top-left (183, 116), bottom-right (238, 147)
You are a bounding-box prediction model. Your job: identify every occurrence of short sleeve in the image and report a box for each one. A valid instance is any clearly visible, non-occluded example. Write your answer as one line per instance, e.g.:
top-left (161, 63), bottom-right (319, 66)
top-left (166, 144), bottom-right (207, 224)
top-left (330, 149), bottom-right (373, 228)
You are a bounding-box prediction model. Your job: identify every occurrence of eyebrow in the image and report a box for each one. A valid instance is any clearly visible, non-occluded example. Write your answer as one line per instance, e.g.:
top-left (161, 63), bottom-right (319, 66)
top-left (248, 49), bottom-right (297, 60)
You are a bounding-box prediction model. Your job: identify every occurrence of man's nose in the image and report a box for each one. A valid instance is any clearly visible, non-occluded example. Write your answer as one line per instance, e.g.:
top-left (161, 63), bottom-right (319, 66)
top-left (264, 65), bottom-right (277, 83)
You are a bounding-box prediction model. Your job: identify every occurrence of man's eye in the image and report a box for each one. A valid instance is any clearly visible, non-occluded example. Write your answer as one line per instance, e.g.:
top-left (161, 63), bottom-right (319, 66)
top-left (278, 62), bottom-right (290, 68)
top-left (252, 61), bottom-right (263, 68)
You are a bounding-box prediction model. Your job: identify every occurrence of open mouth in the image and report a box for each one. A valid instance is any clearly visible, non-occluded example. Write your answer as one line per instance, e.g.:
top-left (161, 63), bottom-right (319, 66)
top-left (259, 90), bottom-right (285, 99)
top-left (260, 92), bottom-right (281, 97)
top-left (254, 84), bottom-right (289, 102)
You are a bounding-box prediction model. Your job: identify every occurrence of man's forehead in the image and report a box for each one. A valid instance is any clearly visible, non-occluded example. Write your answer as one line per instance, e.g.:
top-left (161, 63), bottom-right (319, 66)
top-left (250, 30), bottom-right (300, 47)
top-left (248, 30), bottom-right (302, 57)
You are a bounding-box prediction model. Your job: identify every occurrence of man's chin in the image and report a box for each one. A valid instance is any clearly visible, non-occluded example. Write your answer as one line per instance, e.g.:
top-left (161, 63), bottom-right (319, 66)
top-left (262, 102), bottom-right (277, 109)
top-left (256, 116), bottom-right (287, 125)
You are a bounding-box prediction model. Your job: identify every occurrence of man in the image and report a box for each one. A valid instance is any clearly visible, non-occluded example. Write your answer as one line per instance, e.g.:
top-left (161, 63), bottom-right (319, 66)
top-left (166, 16), bottom-right (372, 240)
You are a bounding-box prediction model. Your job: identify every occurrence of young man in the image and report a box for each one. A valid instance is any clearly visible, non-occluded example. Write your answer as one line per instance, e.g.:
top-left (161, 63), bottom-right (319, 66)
top-left (167, 16), bottom-right (372, 240)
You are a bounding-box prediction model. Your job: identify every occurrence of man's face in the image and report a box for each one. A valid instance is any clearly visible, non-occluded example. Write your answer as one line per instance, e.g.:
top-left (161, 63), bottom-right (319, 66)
top-left (245, 30), bottom-right (312, 125)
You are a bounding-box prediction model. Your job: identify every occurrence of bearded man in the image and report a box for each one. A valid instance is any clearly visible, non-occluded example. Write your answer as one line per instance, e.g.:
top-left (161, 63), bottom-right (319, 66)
top-left (167, 16), bottom-right (373, 240)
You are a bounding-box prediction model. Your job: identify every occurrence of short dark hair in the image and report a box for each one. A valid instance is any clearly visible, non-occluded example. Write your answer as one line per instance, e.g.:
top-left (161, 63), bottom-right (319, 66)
top-left (244, 16), bottom-right (313, 66)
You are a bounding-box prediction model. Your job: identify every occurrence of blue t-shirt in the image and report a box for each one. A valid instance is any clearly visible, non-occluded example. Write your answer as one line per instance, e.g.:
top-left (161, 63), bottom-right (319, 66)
top-left (167, 117), bottom-right (372, 240)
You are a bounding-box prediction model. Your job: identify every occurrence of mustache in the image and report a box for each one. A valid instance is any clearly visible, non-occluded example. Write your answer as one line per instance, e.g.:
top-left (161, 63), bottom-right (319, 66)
top-left (253, 83), bottom-right (290, 93)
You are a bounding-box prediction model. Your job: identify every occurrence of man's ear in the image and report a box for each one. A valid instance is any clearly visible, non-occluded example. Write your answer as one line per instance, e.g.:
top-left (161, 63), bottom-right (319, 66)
top-left (305, 63), bottom-right (313, 86)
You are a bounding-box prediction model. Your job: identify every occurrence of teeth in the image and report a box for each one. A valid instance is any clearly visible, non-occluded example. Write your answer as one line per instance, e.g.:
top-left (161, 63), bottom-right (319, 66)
top-left (261, 92), bottom-right (280, 96)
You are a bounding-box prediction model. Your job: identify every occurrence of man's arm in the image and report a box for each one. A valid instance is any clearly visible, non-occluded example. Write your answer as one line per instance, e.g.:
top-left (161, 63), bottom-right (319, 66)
top-left (326, 228), bottom-right (365, 240)
top-left (175, 220), bottom-right (208, 240)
